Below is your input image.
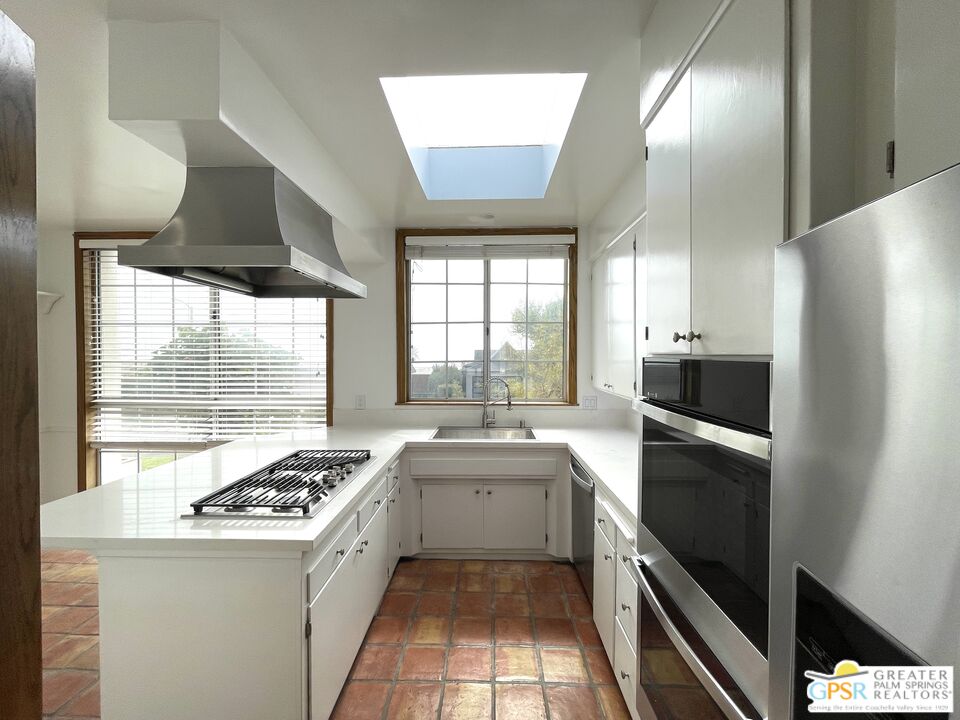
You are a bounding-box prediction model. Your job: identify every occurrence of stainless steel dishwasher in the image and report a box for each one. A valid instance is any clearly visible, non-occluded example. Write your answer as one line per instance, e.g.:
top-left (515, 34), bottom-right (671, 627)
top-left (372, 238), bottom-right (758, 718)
top-left (570, 456), bottom-right (595, 603)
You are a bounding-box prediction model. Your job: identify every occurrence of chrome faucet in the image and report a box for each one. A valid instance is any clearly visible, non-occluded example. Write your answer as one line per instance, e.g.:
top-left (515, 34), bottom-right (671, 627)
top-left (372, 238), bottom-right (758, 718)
top-left (481, 377), bottom-right (512, 428)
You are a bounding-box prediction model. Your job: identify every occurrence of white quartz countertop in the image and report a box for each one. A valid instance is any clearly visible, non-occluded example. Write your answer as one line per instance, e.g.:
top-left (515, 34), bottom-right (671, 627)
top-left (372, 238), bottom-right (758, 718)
top-left (41, 424), bottom-right (638, 554)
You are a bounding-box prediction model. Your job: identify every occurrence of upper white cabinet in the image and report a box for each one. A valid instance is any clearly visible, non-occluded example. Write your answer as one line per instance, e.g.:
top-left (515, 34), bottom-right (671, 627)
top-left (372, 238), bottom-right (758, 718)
top-left (593, 224), bottom-right (642, 397)
top-left (646, 70), bottom-right (692, 355)
top-left (644, 0), bottom-right (785, 356)
top-left (689, 0), bottom-right (784, 355)
top-left (638, 0), bottom-right (726, 122)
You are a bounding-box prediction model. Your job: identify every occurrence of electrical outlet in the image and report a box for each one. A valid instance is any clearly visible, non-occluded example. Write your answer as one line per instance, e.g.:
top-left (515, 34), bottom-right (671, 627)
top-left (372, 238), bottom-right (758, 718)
top-left (582, 395), bottom-right (597, 410)
top-left (354, 394), bottom-right (366, 410)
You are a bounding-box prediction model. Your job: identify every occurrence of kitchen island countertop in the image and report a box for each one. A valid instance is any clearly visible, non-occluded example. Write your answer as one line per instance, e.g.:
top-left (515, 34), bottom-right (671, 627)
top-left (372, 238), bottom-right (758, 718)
top-left (41, 424), bottom-right (639, 553)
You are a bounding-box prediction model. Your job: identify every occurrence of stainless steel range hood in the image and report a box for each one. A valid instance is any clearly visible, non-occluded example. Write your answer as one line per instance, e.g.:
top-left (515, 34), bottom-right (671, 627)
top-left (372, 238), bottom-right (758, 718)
top-left (118, 167), bottom-right (367, 298)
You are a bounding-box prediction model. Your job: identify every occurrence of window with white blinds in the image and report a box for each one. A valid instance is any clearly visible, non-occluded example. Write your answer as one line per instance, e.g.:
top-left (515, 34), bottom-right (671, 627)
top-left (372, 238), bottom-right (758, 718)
top-left (82, 248), bottom-right (329, 446)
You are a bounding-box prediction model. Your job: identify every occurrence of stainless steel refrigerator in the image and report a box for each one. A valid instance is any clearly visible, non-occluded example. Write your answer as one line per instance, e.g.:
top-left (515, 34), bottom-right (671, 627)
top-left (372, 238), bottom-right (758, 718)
top-left (770, 163), bottom-right (960, 718)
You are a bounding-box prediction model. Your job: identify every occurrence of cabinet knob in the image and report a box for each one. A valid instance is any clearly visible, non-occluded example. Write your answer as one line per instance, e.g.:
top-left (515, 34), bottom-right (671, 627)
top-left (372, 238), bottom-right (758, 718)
top-left (474, 489), bottom-right (481, 495)
top-left (390, 498), bottom-right (396, 504)
top-left (604, 554), bottom-right (612, 561)
top-left (356, 547), bottom-right (364, 555)
top-left (672, 331), bottom-right (683, 343)
top-left (361, 540), bottom-right (369, 547)
top-left (621, 602), bottom-right (631, 612)
top-left (620, 669), bottom-right (630, 680)
top-left (335, 549), bottom-right (345, 557)
top-left (487, 490), bottom-right (493, 495)
top-left (374, 499), bottom-right (382, 507)
top-left (597, 518), bottom-right (605, 525)
top-left (684, 331), bottom-right (702, 342)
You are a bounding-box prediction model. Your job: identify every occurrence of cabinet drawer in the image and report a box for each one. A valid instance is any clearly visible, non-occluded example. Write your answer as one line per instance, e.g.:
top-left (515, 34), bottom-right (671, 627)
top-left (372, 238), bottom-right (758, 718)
top-left (357, 478), bottom-right (387, 532)
top-left (386, 462), bottom-right (399, 490)
top-left (614, 618), bottom-right (639, 720)
top-left (594, 498), bottom-right (615, 545)
top-left (616, 553), bottom-right (638, 653)
top-left (307, 518), bottom-right (358, 604)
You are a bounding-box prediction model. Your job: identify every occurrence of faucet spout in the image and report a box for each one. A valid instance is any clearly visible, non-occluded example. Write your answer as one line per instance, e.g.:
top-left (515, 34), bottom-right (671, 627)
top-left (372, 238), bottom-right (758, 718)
top-left (481, 377), bottom-right (513, 428)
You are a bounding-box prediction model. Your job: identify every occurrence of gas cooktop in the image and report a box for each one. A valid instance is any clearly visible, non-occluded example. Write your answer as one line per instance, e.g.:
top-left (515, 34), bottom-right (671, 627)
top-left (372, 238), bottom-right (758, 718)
top-left (186, 449), bottom-right (372, 518)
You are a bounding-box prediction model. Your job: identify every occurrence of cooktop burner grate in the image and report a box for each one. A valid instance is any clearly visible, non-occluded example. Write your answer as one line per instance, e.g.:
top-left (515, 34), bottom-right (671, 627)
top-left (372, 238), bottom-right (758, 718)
top-left (189, 449), bottom-right (372, 518)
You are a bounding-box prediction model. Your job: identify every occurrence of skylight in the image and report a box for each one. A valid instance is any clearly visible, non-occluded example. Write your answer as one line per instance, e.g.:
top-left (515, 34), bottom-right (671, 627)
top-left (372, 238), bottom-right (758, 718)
top-left (380, 73), bottom-right (587, 200)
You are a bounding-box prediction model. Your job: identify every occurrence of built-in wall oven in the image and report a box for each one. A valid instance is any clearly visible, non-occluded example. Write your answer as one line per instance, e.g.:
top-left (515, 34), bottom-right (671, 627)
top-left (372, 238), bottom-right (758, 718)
top-left (634, 358), bottom-right (771, 719)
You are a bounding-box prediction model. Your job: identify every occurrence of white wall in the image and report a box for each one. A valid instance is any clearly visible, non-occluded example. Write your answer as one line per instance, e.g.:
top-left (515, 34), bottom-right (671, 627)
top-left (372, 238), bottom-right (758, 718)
top-left (36, 227), bottom-right (79, 503)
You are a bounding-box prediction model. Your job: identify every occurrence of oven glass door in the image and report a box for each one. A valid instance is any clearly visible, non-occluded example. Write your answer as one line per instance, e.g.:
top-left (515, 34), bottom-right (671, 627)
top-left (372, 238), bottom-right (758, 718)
top-left (640, 404), bottom-right (771, 656)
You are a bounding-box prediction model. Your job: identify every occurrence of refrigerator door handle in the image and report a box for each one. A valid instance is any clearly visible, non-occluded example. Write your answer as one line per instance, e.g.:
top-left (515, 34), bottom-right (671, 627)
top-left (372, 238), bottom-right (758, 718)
top-left (640, 401), bottom-right (771, 461)
top-left (633, 557), bottom-right (754, 720)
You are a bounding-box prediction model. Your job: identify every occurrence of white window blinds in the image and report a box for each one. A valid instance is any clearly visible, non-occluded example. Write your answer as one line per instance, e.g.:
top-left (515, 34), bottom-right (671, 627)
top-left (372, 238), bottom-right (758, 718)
top-left (82, 249), bottom-right (328, 445)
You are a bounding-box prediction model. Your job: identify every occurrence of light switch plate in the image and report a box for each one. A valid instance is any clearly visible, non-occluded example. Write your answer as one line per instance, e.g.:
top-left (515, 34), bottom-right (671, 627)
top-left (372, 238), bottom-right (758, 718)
top-left (582, 395), bottom-right (597, 409)
top-left (355, 394), bottom-right (366, 409)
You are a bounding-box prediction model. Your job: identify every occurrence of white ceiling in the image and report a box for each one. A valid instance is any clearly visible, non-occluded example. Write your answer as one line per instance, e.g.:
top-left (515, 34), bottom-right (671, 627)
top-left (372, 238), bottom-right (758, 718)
top-left (3, 0), bottom-right (647, 255)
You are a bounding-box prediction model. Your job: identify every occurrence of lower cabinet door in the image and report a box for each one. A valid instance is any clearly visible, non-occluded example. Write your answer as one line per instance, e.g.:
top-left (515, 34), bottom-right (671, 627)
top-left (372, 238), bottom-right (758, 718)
top-left (482, 484), bottom-right (546, 550)
top-left (309, 548), bottom-right (364, 720)
top-left (386, 485), bottom-right (401, 578)
top-left (593, 527), bottom-right (617, 661)
top-left (420, 483), bottom-right (483, 549)
top-left (614, 618), bottom-right (639, 720)
top-left (310, 505), bottom-right (388, 720)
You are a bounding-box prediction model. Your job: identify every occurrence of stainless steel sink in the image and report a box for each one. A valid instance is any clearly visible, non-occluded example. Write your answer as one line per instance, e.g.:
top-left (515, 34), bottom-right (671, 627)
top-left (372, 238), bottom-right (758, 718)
top-left (431, 426), bottom-right (536, 440)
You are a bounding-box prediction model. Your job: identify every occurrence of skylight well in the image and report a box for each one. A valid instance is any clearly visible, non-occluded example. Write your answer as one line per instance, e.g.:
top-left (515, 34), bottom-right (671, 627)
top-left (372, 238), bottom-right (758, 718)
top-left (380, 73), bottom-right (587, 200)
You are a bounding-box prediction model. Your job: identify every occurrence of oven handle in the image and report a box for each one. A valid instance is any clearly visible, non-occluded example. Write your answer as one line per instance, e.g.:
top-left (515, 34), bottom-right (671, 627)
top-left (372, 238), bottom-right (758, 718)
top-left (631, 557), bottom-right (753, 720)
top-left (640, 401), bottom-right (771, 461)
top-left (569, 462), bottom-right (595, 492)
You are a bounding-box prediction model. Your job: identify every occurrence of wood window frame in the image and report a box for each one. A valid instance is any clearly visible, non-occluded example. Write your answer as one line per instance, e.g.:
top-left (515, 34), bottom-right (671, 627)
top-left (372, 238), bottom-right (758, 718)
top-left (395, 226), bottom-right (578, 406)
top-left (74, 232), bottom-right (335, 492)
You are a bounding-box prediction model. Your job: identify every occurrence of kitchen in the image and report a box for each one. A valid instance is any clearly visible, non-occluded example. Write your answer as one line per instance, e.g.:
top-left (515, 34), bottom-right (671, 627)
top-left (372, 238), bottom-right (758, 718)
top-left (1, 1), bottom-right (958, 719)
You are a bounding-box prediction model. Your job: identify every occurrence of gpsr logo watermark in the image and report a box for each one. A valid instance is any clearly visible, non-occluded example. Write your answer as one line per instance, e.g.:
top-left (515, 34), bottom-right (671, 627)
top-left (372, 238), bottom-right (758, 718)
top-left (805, 660), bottom-right (954, 713)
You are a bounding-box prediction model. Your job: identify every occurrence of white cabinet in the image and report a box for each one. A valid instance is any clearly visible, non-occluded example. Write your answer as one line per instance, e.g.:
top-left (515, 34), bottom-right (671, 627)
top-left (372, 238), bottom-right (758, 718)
top-left (593, 522), bottom-right (617, 661)
top-left (592, 224), bottom-right (641, 398)
top-left (483, 484), bottom-right (546, 550)
top-left (591, 253), bottom-right (609, 391)
top-left (420, 482), bottom-right (547, 551)
top-left (644, 0), bottom-right (784, 356)
top-left (645, 69), bottom-right (692, 355)
top-left (421, 484), bottom-right (483, 549)
top-left (309, 502), bottom-right (388, 720)
top-left (689, 0), bottom-right (783, 355)
top-left (607, 231), bottom-right (636, 397)
top-left (386, 484), bottom-right (402, 578)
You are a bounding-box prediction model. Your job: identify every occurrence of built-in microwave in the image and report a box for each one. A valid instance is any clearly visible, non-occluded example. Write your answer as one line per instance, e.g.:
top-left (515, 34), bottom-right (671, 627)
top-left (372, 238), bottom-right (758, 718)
top-left (636, 358), bottom-right (771, 718)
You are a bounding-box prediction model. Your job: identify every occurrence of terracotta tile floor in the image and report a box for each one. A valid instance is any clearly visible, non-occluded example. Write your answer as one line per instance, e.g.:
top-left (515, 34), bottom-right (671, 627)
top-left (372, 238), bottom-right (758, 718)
top-left (36, 554), bottom-right (632, 720)
top-left (40, 548), bottom-right (101, 720)
top-left (333, 558), bottom-right (633, 720)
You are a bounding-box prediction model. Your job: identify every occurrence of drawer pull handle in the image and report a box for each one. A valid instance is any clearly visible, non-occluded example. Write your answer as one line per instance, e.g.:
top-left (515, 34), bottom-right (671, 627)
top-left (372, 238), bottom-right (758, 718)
top-left (621, 602), bottom-right (631, 611)
top-left (620, 669), bottom-right (630, 680)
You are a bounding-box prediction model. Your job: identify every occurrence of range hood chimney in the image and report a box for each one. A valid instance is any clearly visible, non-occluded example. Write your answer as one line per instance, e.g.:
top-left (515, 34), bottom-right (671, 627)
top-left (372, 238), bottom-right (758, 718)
top-left (118, 167), bottom-right (367, 299)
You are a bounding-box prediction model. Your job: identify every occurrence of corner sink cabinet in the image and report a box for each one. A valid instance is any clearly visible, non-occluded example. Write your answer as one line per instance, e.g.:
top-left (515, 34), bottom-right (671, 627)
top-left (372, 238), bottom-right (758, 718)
top-left (406, 448), bottom-right (569, 558)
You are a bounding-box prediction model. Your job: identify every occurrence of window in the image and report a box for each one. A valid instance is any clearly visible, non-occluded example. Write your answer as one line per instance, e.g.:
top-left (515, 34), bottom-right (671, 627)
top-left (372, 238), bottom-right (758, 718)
top-left (76, 235), bottom-right (331, 488)
top-left (397, 229), bottom-right (577, 404)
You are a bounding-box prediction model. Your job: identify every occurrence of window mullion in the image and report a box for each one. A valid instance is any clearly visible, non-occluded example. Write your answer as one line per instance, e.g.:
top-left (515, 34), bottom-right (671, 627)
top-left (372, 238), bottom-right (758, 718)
top-left (483, 259), bottom-right (491, 402)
